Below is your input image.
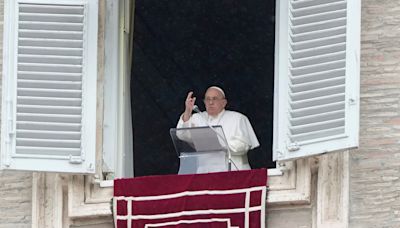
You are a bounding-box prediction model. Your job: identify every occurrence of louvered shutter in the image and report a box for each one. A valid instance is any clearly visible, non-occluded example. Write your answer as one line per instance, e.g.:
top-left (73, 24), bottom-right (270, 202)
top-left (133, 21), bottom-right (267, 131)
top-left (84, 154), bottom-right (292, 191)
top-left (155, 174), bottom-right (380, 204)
top-left (273, 0), bottom-right (360, 161)
top-left (1, 0), bottom-right (98, 173)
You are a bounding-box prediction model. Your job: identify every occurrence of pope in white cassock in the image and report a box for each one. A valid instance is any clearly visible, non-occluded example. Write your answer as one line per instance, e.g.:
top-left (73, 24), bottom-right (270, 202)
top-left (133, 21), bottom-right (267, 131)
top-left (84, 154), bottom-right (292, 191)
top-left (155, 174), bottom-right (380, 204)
top-left (176, 86), bottom-right (260, 172)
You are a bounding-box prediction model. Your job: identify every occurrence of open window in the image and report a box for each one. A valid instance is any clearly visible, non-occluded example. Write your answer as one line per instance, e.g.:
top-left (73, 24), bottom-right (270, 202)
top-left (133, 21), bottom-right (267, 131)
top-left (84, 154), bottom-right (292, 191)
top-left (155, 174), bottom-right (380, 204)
top-left (1, 0), bottom-right (98, 173)
top-left (1, 0), bottom-right (360, 179)
top-left (115, 0), bottom-right (360, 176)
top-left (77, 0), bottom-right (362, 178)
top-left (26, 0), bottom-right (360, 222)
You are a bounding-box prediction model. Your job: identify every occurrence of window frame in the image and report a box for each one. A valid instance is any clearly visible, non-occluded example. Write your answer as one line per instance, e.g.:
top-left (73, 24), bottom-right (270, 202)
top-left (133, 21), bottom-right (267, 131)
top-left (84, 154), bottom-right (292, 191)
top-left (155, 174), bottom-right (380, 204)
top-left (27, 2), bottom-right (361, 226)
top-left (27, 1), bottom-right (358, 225)
top-left (97, 0), bottom-right (312, 206)
top-left (102, 0), bottom-right (134, 179)
top-left (103, 0), bottom-right (361, 177)
top-left (102, 0), bottom-right (361, 176)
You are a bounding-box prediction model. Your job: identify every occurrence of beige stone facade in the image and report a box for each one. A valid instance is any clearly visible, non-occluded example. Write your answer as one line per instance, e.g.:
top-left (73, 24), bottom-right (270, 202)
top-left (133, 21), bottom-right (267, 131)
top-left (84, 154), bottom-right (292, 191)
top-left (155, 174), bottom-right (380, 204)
top-left (350, 0), bottom-right (400, 227)
top-left (1, 0), bottom-right (400, 227)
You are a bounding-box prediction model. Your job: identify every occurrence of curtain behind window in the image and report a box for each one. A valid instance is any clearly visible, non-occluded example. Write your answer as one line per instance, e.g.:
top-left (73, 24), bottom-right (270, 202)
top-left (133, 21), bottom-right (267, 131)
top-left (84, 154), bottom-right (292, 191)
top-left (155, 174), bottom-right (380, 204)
top-left (131, 0), bottom-right (275, 176)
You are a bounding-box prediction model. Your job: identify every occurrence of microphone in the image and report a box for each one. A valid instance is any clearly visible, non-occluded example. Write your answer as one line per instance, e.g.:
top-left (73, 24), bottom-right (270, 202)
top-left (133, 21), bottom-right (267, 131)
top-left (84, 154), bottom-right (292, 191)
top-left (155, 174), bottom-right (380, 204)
top-left (192, 105), bottom-right (201, 113)
top-left (191, 105), bottom-right (237, 171)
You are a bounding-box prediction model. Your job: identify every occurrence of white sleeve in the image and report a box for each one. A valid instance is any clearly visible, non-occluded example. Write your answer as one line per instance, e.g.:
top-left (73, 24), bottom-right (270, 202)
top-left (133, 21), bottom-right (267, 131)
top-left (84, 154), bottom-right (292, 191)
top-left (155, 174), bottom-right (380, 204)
top-left (177, 114), bottom-right (192, 128)
top-left (175, 114), bottom-right (193, 142)
top-left (228, 135), bottom-right (251, 155)
top-left (228, 114), bottom-right (260, 155)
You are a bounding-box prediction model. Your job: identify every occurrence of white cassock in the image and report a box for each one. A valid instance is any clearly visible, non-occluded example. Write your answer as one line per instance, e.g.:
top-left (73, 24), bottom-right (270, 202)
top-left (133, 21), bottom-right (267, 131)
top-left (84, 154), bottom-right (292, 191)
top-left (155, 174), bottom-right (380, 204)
top-left (176, 109), bottom-right (260, 173)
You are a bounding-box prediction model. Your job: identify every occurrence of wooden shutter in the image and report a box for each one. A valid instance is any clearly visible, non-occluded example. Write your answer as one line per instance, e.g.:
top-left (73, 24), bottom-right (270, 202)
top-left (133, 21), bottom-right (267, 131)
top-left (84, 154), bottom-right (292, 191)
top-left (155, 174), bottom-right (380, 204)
top-left (273, 0), bottom-right (360, 161)
top-left (1, 0), bottom-right (98, 173)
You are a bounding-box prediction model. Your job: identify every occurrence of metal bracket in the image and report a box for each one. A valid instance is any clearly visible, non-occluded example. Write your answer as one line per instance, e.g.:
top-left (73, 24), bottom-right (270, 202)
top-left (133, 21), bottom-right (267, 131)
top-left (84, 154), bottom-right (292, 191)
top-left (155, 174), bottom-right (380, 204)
top-left (287, 141), bottom-right (300, 152)
top-left (7, 100), bottom-right (15, 137)
top-left (69, 155), bottom-right (83, 164)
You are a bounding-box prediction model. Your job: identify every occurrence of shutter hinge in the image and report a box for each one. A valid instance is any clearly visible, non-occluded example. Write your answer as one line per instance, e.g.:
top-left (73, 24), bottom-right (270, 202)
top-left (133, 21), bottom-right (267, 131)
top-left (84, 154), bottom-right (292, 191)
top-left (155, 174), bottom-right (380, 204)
top-left (2, 99), bottom-right (15, 168)
top-left (3, 158), bottom-right (11, 167)
top-left (348, 98), bottom-right (357, 105)
top-left (287, 142), bottom-right (300, 152)
top-left (3, 162), bottom-right (11, 167)
top-left (7, 100), bottom-right (15, 137)
top-left (8, 119), bottom-right (15, 137)
top-left (3, 100), bottom-right (14, 168)
top-left (87, 163), bottom-right (94, 172)
top-left (69, 155), bottom-right (83, 164)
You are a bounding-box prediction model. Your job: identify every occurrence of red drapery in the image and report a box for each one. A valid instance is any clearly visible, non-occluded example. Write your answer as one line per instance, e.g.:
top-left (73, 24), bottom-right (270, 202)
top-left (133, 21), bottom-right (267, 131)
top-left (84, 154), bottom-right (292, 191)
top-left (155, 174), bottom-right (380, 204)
top-left (114, 169), bottom-right (267, 228)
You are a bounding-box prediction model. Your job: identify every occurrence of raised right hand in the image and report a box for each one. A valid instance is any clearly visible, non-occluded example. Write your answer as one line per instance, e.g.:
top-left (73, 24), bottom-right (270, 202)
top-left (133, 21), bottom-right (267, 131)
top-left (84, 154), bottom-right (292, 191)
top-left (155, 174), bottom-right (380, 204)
top-left (183, 91), bottom-right (196, 121)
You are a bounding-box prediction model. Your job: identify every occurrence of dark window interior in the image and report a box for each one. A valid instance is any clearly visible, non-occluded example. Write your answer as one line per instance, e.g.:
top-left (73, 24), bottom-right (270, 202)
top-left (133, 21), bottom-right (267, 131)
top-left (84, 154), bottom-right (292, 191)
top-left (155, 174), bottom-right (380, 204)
top-left (131, 0), bottom-right (276, 177)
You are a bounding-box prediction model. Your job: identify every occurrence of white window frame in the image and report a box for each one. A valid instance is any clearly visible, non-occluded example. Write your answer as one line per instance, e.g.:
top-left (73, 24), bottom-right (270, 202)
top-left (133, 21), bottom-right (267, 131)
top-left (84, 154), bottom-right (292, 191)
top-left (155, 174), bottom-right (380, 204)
top-left (97, 0), bottom-right (313, 206)
top-left (102, 0), bottom-right (119, 177)
top-left (27, 1), bottom-right (359, 226)
top-left (102, 0), bottom-right (360, 177)
top-left (102, 0), bottom-right (133, 179)
top-left (68, 0), bottom-right (362, 213)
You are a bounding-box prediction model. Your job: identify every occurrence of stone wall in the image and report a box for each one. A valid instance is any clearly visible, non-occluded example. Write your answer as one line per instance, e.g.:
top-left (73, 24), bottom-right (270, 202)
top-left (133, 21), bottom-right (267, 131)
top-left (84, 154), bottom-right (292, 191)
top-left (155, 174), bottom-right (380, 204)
top-left (350, 0), bottom-right (400, 227)
top-left (0, 171), bottom-right (32, 228)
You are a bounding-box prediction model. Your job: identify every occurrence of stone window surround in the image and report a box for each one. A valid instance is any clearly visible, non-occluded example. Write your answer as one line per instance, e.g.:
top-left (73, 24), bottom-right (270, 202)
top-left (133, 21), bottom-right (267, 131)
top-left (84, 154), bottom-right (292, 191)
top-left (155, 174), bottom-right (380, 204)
top-left (29, 1), bottom-right (351, 227)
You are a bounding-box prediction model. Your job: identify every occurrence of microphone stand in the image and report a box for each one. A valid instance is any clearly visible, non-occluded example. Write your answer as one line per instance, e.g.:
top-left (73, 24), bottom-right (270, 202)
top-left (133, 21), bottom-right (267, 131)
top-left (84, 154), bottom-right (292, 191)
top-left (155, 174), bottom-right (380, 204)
top-left (193, 106), bottom-right (235, 171)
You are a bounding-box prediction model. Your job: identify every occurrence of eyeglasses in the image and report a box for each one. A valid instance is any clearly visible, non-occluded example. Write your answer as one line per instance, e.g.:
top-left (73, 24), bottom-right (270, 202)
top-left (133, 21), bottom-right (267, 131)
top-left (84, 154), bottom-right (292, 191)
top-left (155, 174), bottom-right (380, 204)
top-left (203, 97), bottom-right (225, 103)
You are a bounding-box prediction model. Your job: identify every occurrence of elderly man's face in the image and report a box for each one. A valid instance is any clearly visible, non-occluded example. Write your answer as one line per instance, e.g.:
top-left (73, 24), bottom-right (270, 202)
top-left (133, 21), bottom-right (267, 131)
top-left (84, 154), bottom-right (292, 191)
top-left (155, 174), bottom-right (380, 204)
top-left (204, 88), bottom-right (227, 116)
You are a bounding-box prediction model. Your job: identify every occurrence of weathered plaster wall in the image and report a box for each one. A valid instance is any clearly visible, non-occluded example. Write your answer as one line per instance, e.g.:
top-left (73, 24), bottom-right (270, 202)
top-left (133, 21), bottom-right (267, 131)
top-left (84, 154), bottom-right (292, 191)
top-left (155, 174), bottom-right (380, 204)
top-left (268, 205), bottom-right (313, 228)
top-left (0, 171), bottom-right (32, 227)
top-left (350, 0), bottom-right (400, 227)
